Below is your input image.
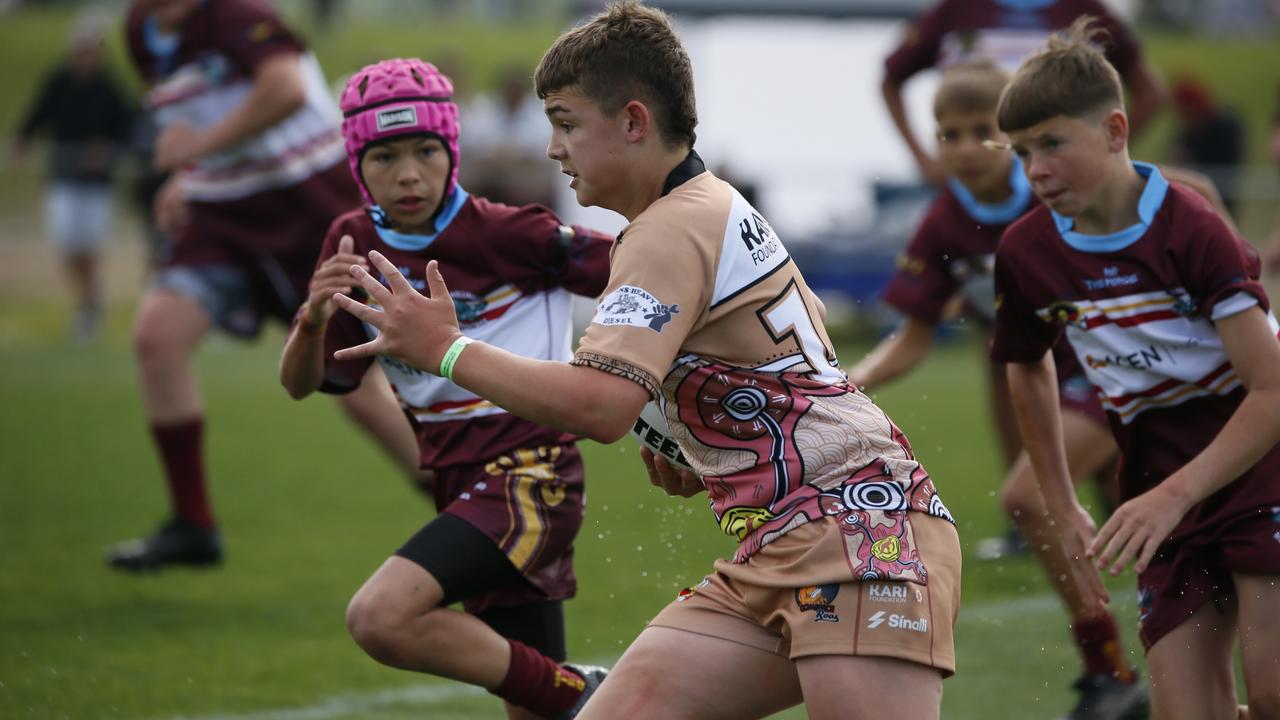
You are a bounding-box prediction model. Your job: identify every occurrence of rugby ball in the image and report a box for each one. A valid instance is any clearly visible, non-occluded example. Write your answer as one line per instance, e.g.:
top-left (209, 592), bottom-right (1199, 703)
top-left (630, 401), bottom-right (693, 471)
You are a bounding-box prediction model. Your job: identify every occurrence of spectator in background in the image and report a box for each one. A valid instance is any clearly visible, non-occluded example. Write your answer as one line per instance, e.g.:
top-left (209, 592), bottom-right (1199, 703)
top-left (1169, 75), bottom-right (1244, 214)
top-left (460, 64), bottom-right (558, 208)
top-left (14, 10), bottom-right (134, 343)
top-left (882, 0), bottom-right (1167, 186)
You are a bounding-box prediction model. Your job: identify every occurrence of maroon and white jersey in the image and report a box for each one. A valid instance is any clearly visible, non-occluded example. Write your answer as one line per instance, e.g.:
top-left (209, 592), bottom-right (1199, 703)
top-left (881, 169), bottom-right (1094, 388)
top-left (885, 0), bottom-right (1143, 84)
top-left (316, 192), bottom-right (613, 469)
top-left (992, 163), bottom-right (1280, 516)
top-left (126, 0), bottom-right (345, 202)
top-left (883, 170), bottom-right (1037, 325)
top-left (574, 152), bottom-right (953, 569)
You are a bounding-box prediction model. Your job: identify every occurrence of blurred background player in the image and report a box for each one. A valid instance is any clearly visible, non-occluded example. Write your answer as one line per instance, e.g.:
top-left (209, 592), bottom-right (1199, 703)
top-left (882, 0), bottom-right (1167, 187)
top-left (1168, 75), bottom-right (1244, 216)
top-left (13, 9), bottom-right (134, 344)
top-left (880, 0), bottom-right (1168, 562)
top-left (327, 4), bottom-right (961, 717)
top-left (847, 59), bottom-right (1144, 720)
top-left (279, 58), bottom-right (612, 720)
top-left (992, 20), bottom-right (1280, 720)
top-left (461, 62), bottom-right (561, 209)
top-left (108, 0), bottom-right (417, 571)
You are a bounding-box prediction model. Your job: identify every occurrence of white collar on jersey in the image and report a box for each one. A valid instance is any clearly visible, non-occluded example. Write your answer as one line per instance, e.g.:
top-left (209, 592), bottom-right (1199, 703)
top-left (1051, 162), bottom-right (1169, 254)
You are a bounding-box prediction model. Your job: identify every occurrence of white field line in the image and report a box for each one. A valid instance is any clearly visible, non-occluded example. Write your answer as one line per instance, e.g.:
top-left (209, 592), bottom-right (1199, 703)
top-left (170, 591), bottom-right (1084, 720)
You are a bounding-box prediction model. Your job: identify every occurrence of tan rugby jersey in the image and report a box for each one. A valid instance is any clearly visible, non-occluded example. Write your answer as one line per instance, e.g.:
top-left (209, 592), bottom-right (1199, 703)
top-left (574, 152), bottom-right (953, 572)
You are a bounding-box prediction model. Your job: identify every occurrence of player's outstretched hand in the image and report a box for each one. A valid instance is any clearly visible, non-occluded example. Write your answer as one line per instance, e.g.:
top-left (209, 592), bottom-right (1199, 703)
top-left (301, 235), bottom-right (367, 328)
top-left (332, 253), bottom-right (460, 373)
top-left (1088, 484), bottom-right (1188, 576)
top-left (1053, 501), bottom-right (1110, 606)
top-left (639, 446), bottom-right (703, 498)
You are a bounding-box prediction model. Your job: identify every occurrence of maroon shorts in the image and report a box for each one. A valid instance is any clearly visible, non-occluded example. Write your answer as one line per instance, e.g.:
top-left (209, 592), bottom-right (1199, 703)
top-left (1136, 506), bottom-right (1280, 651)
top-left (436, 444), bottom-right (585, 615)
top-left (161, 162), bottom-right (360, 335)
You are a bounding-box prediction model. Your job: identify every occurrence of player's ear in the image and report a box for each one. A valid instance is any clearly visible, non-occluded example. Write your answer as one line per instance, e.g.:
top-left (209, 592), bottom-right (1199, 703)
top-left (1103, 108), bottom-right (1129, 152)
top-left (621, 99), bottom-right (652, 144)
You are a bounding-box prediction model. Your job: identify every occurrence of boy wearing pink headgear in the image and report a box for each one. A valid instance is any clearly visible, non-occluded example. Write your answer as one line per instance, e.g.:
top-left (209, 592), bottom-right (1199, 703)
top-left (327, 5), bottom-right (962, 717)
top-left (279, 58), bottom-right (613, 719)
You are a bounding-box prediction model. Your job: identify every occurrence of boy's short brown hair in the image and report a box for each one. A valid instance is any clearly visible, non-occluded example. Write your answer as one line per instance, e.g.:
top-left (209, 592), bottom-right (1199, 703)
top-left (534, 0), bottom-right (697, 148)
top-left (933, 60), bottom-right (1010, 120)
top-left (997, 16), bottom-right (1125, 133)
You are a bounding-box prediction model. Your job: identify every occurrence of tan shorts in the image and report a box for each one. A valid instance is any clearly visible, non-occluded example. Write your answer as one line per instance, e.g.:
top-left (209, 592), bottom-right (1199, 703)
top-left (648, 513), bottom-right (961, 675)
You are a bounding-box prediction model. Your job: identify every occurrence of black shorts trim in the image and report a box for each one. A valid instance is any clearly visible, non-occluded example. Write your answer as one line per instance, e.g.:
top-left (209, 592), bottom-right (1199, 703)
top-left (395, 513), bottom-right (566, 658)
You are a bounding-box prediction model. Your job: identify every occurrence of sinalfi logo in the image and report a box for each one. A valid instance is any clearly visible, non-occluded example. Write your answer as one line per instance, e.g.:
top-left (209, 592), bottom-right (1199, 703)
top-left (796, 584), bottom-right (840, 623)
top-left (867, 610), bottom-right (928, 633)
top-left (592, 285), bottom-right (680, 332)
top-left (376, 105), bottom-right (418, 131)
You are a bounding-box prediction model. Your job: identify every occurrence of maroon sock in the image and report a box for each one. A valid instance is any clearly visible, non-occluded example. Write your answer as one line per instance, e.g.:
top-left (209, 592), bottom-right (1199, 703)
top-left (151, 418), bottom-right (213, 529)
top-left (491, 639), bottom-right (585, 717)
top-left (1072, 614), bottom-right (1133, 682)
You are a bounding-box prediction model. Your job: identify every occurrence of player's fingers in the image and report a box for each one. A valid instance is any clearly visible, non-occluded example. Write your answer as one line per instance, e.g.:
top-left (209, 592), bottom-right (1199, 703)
top-left (1092, 521), bottom-right (1128, 570)
top-left (325, 253), bottom-right (367, 268)
top-left (338, 234), bottom-right (354, 254)
top-left (1087, 515), bottom-right (1119, 558)
top-left (1107, 529), bottom-right (1145, 576)
top-left (333, 337), bottom-right (383, 362)
top-left (350, 264), bottom-right (392, 304)
top-left (678, 470), bottom-right (703, 497)
top-left (1133, 536), bottom-right (1159, 575)
top-left (639, 446), bottom-right (657, 474)
top-left (333, 292), bottom-right (383, 325)
top-left (424, 259), bottom-right (449, 300)
top-left (367, 251), bottom-right (414, 295)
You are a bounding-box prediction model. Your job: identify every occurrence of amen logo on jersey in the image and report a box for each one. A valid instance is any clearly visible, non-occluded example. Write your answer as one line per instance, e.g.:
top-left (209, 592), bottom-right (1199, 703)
top-left (1037, 287), bottom-right (1278, 424)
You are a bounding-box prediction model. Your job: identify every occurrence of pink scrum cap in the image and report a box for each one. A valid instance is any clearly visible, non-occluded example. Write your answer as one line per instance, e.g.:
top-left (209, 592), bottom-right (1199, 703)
top-left (339, 58), bottom-right (460, 207)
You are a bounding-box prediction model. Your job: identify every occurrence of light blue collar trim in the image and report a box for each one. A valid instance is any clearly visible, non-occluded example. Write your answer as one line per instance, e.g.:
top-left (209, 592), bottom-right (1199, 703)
top-left (947, 156), bottom-right (1034, 226)
top-left (373, 187), bottom-right (469, 252)
top-left (143, 16), bottom-right (181, 57)
top-left (1052, 162), bottom-right (1167, 253)
top-left (994, 0), bottom-right (1057, 9)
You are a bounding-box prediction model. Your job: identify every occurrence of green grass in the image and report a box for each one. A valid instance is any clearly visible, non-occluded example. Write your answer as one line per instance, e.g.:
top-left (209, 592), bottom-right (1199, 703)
top-left (0, 309), bottom-right (1152, 719)
top-left (1, 7), bottom-right (1270, 717)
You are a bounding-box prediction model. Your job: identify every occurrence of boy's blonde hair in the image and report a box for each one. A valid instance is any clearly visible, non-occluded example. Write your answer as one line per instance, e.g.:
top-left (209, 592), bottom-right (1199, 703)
top-left (933, 60), bottom-right (1011, 120)
top-left (534, 0), bottom-right (697, 148)
top-left (997, 16), bottom-right (1124, 133)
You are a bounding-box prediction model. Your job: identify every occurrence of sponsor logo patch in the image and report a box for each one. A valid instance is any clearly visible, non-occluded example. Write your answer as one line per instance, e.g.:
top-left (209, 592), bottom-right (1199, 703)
top-left (592, 285), bottom-right (680, 332)
top-left (868, 611), bottom-right (928, 633)
top-left (796, 583), bottom-right (841, 623)
top-left (376, 105), bottom-right (419, 131)
top-left (868, 583), bottom-right (909, 604)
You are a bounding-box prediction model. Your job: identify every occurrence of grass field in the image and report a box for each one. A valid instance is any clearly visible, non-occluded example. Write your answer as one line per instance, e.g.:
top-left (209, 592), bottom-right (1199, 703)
top-left (0, 307), bottom-right (1153, 719)
top-left (1, 5), bottom-right (1274, 719)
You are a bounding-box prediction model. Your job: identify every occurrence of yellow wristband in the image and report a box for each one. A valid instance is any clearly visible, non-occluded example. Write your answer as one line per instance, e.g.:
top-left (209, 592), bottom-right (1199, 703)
top-left (439, 336), bottom-right (474, 381)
